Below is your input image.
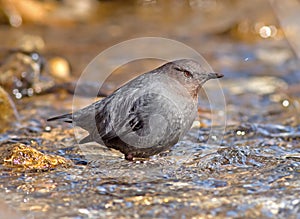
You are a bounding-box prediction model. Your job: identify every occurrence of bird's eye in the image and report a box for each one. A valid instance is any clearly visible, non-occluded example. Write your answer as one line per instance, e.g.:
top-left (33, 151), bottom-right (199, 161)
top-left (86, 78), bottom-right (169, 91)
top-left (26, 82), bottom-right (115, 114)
top-left (183, 70), bottom-right (193, 79)
top-left (174, 67), bottom-right (193, 79)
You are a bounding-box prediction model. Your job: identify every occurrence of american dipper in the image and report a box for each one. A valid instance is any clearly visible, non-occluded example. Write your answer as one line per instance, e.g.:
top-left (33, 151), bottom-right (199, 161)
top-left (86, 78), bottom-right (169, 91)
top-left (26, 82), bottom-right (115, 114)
top-left (48, 59), bottom-right (223, 160)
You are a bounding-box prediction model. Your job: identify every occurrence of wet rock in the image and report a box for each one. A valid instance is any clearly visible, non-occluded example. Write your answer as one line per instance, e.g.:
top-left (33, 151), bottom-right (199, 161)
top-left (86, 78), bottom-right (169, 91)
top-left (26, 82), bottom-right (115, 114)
top-left (0, 50), bottom-right (54, 98)
top-left (0, 143), bottom-right (72, 171)
top-left (0, 50), bottom-right (106, 97)
top-left (0, 86), bottom-right (19, 133)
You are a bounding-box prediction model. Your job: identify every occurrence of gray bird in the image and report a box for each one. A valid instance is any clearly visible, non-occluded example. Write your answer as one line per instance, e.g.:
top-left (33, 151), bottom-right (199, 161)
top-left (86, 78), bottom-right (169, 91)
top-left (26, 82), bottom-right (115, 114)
top-left (47, 59), bottom-right (223, 160)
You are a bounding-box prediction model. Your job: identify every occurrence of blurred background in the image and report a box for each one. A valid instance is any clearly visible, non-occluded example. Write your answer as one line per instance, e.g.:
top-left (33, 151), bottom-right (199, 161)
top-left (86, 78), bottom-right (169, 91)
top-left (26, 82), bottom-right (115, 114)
top-left (0, 0), bottom-right (299, 99)
top-left (0, 0), bottom-right (298, 76)
top-left (1, 0), bottom-right (300, 97)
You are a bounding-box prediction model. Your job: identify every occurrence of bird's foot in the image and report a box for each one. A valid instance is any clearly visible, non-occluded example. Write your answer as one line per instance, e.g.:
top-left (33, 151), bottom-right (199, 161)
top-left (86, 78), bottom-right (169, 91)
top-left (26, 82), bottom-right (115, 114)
top-left (125, 153), bottom-right (134, 161)
top-left (125, 154), bottom-right (150, 163)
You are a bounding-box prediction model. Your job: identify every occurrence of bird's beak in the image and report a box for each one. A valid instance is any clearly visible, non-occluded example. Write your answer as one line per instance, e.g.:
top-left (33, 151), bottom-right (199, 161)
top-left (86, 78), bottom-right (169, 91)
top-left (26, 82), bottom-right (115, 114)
top-left (208, 72), bottom-right (224, 79)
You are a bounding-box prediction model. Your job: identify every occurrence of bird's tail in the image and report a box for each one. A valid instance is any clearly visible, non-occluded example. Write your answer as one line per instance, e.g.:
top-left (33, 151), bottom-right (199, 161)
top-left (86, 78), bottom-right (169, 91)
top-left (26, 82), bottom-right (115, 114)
top-left (47, 113), bottom-right (73, 123)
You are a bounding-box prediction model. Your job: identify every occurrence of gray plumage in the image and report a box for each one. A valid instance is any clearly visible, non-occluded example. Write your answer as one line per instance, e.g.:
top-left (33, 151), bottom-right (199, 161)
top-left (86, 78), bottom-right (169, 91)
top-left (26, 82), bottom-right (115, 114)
top-left (48, 59), bottom-right (223, 160)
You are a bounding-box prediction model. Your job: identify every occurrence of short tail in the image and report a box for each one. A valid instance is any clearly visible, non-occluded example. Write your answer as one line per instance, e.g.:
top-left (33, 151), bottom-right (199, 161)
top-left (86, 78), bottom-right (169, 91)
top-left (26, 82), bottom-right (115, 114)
top-left (47, 113), bottom-right (73, 123)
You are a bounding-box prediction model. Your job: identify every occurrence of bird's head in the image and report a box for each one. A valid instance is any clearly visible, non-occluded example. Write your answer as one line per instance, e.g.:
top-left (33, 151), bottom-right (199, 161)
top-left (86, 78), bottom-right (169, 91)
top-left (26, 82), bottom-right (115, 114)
top-left (161, 59), bottom-right (223, 97)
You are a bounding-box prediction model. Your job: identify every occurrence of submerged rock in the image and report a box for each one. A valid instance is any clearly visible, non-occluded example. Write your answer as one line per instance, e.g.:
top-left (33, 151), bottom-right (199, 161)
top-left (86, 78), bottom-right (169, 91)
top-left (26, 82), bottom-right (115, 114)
top-left (0, 143), bottom-right (72, 171)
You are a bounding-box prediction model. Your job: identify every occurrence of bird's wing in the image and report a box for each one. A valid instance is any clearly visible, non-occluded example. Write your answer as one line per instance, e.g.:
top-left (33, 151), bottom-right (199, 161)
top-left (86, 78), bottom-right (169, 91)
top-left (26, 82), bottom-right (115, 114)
top-left (99, 92), bottom-right (183, 145)
top-left (76, 74), bottom-right (150, 130)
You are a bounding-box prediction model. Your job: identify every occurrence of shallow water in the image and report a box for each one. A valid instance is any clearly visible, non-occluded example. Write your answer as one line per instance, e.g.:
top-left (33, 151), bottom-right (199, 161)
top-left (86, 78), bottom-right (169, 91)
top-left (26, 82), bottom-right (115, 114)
top-left (0, 1), bottom-right (300, 218)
